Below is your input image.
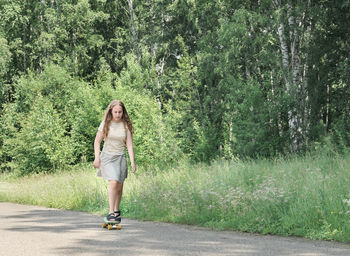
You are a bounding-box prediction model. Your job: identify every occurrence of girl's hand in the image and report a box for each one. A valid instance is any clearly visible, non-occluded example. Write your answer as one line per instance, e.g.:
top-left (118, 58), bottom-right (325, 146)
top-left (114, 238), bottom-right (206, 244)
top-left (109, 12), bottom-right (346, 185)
top-left (131, 163), bottom-right (136, 173)
top-left (93, 158), bottom-right (101, 168)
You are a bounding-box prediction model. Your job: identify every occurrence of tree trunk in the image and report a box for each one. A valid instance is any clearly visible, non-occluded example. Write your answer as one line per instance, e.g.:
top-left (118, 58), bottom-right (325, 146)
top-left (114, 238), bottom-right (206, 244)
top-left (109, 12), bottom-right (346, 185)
top-left (302, 0), bottom-right (312, 144)
top-left (156, 56), bottom-right (165, 111)
top-left (73, 31), bottom-right (77, 74)
top-left (276, 14), bottom-right (299, 151)
top-left (274, 0), bottom-right (310, 152)
top-left (39, 0), bottom-right (46, 72)
top-left (23, 22), bottom-right (26, 71)
top-left (127, 0), bottom-right (141, 60)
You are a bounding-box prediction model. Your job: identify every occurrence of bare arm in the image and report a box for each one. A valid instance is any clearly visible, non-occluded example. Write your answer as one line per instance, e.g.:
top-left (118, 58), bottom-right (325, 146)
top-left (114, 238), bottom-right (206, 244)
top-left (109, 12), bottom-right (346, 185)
top-left (93, 131), bottom-right (104, 168)
top-left (126, 131), bottom-right (136, 173)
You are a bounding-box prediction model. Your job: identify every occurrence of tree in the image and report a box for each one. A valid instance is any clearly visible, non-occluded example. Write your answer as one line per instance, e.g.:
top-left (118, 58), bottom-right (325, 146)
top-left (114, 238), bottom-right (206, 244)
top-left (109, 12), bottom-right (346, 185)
top-left (0, 35), bottom-right (11, 109)
top-left (272, 0), bottom-right (313, 152)
top-left (307, 0), bottom-right (350, 149)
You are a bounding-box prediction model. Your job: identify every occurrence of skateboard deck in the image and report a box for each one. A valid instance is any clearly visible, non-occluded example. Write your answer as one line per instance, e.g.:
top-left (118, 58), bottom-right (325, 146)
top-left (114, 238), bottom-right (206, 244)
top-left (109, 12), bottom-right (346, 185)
top-left (102, 217), bottom-right (122, 230)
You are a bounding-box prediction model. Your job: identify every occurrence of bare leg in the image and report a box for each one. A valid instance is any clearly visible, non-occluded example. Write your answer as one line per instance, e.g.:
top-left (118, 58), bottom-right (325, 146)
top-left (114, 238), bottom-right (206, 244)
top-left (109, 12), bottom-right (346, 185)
top-left (108, 180), bottom-right (118, 214)
top-left (114, 182), bottom-right (123, 212)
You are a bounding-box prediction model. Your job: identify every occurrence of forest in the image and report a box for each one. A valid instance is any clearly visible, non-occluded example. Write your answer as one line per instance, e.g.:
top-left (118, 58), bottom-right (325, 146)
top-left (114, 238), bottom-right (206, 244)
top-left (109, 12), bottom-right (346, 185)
top-left (0, 0), bottom-right (350, 174)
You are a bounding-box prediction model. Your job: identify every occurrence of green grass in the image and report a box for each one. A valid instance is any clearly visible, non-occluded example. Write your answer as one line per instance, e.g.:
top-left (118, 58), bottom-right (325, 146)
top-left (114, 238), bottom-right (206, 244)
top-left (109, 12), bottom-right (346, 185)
top-left (1, 151), bottom-right (350, 242)
top-left (0, 165), bottom-right (108, 213)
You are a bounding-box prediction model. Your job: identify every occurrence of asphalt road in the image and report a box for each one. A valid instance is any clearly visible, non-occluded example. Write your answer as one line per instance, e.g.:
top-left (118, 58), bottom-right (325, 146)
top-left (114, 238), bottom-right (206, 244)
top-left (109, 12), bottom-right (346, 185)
top-left (0, 202), bottom-right (349, 256)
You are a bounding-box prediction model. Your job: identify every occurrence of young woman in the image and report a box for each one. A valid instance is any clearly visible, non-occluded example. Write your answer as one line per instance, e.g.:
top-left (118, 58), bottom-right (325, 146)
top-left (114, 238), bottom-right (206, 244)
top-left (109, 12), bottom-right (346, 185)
top-left (93, 99), bottom-right (136, 221)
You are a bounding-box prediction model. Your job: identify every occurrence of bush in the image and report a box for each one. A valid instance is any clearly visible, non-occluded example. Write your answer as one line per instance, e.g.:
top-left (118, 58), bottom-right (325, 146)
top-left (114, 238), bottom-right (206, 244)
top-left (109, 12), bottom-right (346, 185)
top-left (3, 96), bottom-right (73, 174)
top-left (113, 54), bottom-right (183, 166)
top-left (0, 60), bottom-right (182, 174)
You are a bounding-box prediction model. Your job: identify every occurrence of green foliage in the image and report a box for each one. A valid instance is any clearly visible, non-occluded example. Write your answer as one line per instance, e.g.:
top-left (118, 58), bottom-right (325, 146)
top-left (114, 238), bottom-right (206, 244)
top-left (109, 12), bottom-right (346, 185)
top-left (330, 112), bottom-right (350, 153)
top-left (1, 0), bottom-right (350, 173)
top-left (0, 34), bottom-right (11, 109)
top-left (0, 65), bottom-right (77, 173)
top-left (2, 152), bottom-right (350, 242)
top-left (65, 83), bottom-right (105, 162)
top-left (0, 61), bottom-right (182, 174)
top-left (0, 36), bottom-right (11, 78)
top-left (193, 8), bottom-right (287, 159)
top-left (2, 96), bottom-right (73, 174)
top-left (114, 54), bottom-right (183, 166)
top-left (122, 151), bottom-right (350, 242)
top-left (0, 165), bottom-right (108, 211)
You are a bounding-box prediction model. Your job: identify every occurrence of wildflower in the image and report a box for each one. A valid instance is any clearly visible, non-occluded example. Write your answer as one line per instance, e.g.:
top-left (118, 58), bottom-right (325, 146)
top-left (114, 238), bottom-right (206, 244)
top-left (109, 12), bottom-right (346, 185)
top-left (343, 198), bottom-right (350, 207)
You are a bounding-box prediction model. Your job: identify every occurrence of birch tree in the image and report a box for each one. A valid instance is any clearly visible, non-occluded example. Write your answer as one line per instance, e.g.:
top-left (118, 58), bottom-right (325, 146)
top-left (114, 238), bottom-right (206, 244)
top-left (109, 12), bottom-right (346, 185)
top-left (126, 0), bottom-right (141, 59)
top-left (272, 0), bottom-right (312, 151)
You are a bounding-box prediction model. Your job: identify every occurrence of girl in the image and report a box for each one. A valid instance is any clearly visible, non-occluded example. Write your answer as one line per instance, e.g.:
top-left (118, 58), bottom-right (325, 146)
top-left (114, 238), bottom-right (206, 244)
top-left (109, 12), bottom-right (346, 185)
top-left (93, 99), bottom-right (136, 222)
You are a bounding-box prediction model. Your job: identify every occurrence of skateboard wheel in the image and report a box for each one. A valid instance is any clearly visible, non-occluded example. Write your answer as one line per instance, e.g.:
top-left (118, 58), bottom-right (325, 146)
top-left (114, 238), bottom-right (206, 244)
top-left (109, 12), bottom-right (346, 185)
top-left (116, 224), bottom-right (121, 230)
top-left (108, 224), bottom-right (113, 230)
top-left (102, 223), bottom-right (107, 228)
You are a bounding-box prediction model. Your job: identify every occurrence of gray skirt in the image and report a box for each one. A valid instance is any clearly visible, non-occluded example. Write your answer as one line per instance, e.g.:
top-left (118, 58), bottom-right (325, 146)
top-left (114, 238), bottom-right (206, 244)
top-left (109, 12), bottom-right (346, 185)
top-left (96, 151), bottom-right (128, 182)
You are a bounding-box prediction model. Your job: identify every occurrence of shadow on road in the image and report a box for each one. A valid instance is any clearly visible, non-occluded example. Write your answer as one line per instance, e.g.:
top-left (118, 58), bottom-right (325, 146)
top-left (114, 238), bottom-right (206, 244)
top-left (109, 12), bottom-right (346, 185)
top-left (2, 203), bottom-right (350, 256)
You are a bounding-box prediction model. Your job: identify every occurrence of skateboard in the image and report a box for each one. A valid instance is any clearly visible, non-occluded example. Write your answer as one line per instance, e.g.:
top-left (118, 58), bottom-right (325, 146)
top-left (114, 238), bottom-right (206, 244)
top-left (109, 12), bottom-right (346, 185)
top-left (102, 217), bottom-right (122, 230)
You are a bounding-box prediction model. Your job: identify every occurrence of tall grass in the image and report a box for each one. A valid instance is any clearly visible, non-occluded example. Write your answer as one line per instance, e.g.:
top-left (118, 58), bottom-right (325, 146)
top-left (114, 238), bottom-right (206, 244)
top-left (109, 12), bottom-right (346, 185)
top-left (122, 152), bottom-right (350, 241)
top-left (0, 165), bottom-right (108, 213)
top-left (1, 151), bottom-right (350, 242)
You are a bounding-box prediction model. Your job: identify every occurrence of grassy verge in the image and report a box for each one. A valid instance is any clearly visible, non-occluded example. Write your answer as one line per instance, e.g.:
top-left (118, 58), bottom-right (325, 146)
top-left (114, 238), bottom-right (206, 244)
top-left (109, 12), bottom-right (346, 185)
top-left (0, 164), bottom-right (108, 213)
top-left (1, 151), bottom-right (350, 242)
